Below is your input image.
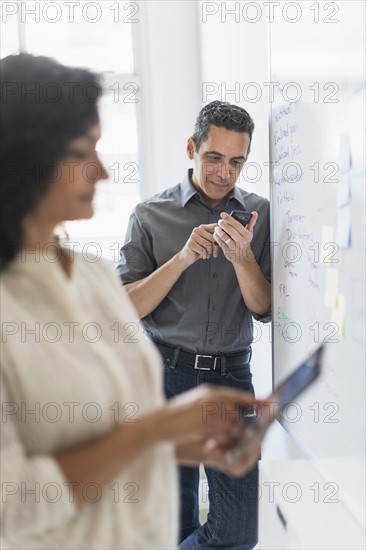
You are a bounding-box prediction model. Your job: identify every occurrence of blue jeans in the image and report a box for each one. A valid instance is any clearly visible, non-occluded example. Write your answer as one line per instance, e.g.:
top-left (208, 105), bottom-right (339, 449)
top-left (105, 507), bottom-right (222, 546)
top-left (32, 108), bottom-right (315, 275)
top-left (163, 355), bottom-right (259, 550)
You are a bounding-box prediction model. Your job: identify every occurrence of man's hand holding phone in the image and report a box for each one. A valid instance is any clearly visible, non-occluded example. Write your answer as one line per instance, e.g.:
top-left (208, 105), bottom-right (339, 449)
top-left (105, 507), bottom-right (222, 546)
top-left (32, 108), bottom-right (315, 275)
top-left (231, 210), bottom-right (253, 227)
top-left (179, 210), bottom-right (257, 267)
top-left (178, 222), bottom-right (220, 267)
top-left (213, 210), bottom-right (258, 262)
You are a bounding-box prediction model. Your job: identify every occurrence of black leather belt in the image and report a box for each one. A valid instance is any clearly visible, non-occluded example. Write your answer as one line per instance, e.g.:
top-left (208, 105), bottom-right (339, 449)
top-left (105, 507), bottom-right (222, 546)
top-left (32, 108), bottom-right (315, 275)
top-left (152, 339), bottom-right (252, 371)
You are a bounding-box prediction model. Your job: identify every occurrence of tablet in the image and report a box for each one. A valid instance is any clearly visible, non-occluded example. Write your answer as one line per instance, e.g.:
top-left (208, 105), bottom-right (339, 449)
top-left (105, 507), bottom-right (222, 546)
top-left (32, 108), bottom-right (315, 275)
top-left (225, 345), bottom-right (324, 463)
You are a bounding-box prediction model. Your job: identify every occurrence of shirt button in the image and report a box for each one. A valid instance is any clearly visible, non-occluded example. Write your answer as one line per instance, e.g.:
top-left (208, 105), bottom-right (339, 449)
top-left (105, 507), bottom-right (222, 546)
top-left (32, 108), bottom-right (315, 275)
top-left (213, 273), bottom-right (218, 279)
top-left (212, 305), bottom-right (217, 311)
top-left (209, 339), bottom-right (214, 344)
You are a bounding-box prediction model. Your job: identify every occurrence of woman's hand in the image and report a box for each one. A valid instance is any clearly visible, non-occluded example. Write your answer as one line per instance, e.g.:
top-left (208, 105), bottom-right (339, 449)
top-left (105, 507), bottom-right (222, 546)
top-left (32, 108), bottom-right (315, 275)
top-left (159, 384), bottom-right (256, 442)
top-left (53, 386), bottom-right (262, 508)
top-left (175, 431), bottom-right (261, 478)
top-left (174, 398), bottom-right (277, 477)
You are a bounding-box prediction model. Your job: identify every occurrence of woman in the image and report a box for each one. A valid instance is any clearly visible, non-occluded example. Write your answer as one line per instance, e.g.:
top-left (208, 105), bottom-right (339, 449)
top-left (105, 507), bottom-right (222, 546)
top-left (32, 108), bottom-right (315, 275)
top-left (0, 54), bottom-right (262, 549)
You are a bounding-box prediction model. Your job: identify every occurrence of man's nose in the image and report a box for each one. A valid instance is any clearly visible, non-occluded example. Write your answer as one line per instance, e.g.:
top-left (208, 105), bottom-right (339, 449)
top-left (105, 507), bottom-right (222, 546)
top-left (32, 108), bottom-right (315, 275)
top-left (217, 161), bottom-right (231, 180)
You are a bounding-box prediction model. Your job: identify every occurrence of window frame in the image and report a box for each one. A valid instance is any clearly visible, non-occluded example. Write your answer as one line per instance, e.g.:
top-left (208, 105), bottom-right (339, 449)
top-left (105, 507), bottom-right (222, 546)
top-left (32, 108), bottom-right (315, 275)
top-left (6, 0), bottom-right (145, 255)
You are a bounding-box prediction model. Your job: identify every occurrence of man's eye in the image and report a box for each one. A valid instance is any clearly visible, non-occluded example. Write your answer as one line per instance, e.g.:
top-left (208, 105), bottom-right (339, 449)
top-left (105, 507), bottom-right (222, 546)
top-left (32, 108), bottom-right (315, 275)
top-left (208, 155), bottom-right (221, 161)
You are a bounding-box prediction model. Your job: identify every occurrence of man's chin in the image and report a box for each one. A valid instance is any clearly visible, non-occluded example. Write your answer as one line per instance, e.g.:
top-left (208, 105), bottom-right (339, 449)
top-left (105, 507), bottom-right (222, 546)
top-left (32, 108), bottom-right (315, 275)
top-left (207, 183), bottom-right (232, 198)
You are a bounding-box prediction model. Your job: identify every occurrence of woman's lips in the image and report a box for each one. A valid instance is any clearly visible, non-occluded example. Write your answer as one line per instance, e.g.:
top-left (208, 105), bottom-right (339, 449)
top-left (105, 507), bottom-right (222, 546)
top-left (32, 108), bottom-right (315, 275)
top-left (80, 193), bottom-right (95, 202)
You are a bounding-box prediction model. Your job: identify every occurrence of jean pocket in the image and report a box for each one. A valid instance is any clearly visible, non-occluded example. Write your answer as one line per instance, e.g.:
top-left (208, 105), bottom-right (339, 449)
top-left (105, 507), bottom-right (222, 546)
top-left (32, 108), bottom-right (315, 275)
top-left (226, 366), bottom-right (253, 385)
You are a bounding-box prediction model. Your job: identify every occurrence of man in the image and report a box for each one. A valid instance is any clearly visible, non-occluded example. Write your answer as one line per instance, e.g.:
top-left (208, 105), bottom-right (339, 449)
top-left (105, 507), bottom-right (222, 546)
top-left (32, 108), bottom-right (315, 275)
top-left (117, 101), bottom-right (271, 550)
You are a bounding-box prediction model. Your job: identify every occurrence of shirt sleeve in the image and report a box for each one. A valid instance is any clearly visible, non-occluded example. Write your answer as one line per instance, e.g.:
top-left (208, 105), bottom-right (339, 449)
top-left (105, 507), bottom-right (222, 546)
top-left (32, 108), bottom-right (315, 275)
top-left (0, 373), bottom-right (77, 544)
top-left (116, 205), bottom-right (157, 284)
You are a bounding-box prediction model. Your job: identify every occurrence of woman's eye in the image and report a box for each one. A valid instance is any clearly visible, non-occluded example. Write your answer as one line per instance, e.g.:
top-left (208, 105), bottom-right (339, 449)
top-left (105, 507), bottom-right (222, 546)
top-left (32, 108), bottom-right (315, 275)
top-left (73, 152), bottom-right (89, 159)
top-left (68, 149), bottom-right (91, 159)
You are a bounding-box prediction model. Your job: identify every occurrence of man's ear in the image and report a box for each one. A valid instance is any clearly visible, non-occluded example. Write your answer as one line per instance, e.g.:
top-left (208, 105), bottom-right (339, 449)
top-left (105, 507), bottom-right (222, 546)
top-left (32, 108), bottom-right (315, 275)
top-left (187, 137), bottom-right (195, 160)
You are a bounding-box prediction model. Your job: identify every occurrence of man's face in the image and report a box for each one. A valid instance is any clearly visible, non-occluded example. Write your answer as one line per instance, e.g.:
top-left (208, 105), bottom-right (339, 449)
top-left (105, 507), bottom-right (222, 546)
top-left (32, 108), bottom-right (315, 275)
top-left (187, 125), bottom-right (250, 208)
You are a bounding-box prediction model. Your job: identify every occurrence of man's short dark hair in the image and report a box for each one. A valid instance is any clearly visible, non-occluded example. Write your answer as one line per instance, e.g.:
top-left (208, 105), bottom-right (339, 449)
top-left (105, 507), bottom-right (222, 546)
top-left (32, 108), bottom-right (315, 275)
top-left (192, 101), bottom-right (254, 153)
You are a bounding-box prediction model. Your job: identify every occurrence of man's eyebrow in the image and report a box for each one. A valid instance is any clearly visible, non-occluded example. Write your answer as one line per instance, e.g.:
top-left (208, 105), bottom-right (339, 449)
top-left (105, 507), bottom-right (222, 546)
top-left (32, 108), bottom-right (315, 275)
top-left (205, 150), bottom-right (247, 161)
top-left (205, 150), bottom-right (223, 157)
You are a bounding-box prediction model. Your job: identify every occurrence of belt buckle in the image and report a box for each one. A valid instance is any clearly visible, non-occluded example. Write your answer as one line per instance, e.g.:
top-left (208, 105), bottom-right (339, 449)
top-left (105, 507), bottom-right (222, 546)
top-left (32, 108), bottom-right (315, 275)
top-left (194, 354), bottom-right (217, 370)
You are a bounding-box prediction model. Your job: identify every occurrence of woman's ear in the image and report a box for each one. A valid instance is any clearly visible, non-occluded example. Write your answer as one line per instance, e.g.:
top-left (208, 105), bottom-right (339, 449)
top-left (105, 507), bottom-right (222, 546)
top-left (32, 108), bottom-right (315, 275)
top-left (186, 137), bottom-right (195, 160)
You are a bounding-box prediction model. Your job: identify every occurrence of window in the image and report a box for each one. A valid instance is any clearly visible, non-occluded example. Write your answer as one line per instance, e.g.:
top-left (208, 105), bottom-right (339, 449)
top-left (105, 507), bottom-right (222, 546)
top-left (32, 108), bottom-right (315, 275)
top-left (1, 0), bottom-right (142, 261)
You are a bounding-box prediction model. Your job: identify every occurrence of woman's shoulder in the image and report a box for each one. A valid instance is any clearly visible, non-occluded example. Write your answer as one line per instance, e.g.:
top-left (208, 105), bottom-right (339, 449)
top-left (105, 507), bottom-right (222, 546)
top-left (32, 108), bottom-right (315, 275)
top-left (72, 249), bottom-right (120, 286)
top-left (72, 249), bottom-right (138, 312)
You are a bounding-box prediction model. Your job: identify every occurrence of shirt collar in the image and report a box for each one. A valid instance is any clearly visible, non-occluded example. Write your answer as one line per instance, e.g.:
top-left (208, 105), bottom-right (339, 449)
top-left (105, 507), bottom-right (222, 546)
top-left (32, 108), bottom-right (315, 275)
top-left (179, 168), bottom-right (246, 209)
top-left (228, 185), bottom-right (246, 208)
top-left (180, 169), bottom-right (200, 207)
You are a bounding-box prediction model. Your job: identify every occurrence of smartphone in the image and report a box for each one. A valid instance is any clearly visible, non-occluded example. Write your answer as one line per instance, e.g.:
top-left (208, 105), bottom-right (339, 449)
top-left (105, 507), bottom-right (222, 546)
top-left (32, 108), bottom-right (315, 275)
top-left (230, 210), bottom-right (253, 227)
top-left (225, 345), bottom-right (324, 463)
top-left (214, 210), bottom-right (253, 245)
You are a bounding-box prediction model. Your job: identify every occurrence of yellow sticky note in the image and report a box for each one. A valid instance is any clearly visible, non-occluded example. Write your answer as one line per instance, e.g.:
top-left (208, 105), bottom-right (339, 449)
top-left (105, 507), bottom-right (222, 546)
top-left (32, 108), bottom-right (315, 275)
top-left (324, 268), bottom-right (338, 308)
top-left (331, 293), bottom-right (346, 336)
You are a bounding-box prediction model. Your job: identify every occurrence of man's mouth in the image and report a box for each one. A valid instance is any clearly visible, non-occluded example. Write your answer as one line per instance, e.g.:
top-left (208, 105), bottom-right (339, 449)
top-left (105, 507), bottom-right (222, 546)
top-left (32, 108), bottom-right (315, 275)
top-left (209, 181), bottom-right (229, 189)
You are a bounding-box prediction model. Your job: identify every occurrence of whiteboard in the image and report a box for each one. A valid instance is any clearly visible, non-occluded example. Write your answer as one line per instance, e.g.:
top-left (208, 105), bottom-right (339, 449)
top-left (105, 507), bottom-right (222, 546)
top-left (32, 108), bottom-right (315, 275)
top-left (269, 1), bottom-right (365, 526)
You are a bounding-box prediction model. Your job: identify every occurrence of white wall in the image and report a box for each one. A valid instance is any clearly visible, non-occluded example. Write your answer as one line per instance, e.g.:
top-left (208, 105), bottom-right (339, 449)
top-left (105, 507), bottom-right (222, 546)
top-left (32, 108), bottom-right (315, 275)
top-left (198, 0), bottom-right (271, 201)
top-left (134, 1), bottom-right (202, 198)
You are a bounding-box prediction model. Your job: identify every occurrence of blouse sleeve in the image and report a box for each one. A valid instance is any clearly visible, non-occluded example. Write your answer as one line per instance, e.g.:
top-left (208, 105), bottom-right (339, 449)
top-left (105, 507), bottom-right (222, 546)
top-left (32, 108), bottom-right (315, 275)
top-left (0, 372), bottom-right (77, 544)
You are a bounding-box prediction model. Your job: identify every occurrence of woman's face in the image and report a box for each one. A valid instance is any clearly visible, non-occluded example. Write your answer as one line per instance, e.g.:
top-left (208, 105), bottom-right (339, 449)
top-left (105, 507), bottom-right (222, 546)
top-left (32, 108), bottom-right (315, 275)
top-left (34, 122), bottom-right (108, 225)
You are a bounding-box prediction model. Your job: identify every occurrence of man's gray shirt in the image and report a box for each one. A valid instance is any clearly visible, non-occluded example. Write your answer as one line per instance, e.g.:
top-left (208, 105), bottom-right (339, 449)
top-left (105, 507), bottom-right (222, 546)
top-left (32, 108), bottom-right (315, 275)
top-left (117, 169), bottom-right (271, 354)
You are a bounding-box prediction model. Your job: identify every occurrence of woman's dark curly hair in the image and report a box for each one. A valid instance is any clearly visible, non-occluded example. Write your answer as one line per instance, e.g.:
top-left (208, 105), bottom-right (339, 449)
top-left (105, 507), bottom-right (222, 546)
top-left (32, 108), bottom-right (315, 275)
top-left (0, 54), bottom-right (102, 271)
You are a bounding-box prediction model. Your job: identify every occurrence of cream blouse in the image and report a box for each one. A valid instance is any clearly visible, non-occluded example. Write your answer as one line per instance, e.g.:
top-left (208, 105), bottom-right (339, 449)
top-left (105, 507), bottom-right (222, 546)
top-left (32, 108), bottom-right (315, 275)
top-left (0, 250), bottom-right (178, 549)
